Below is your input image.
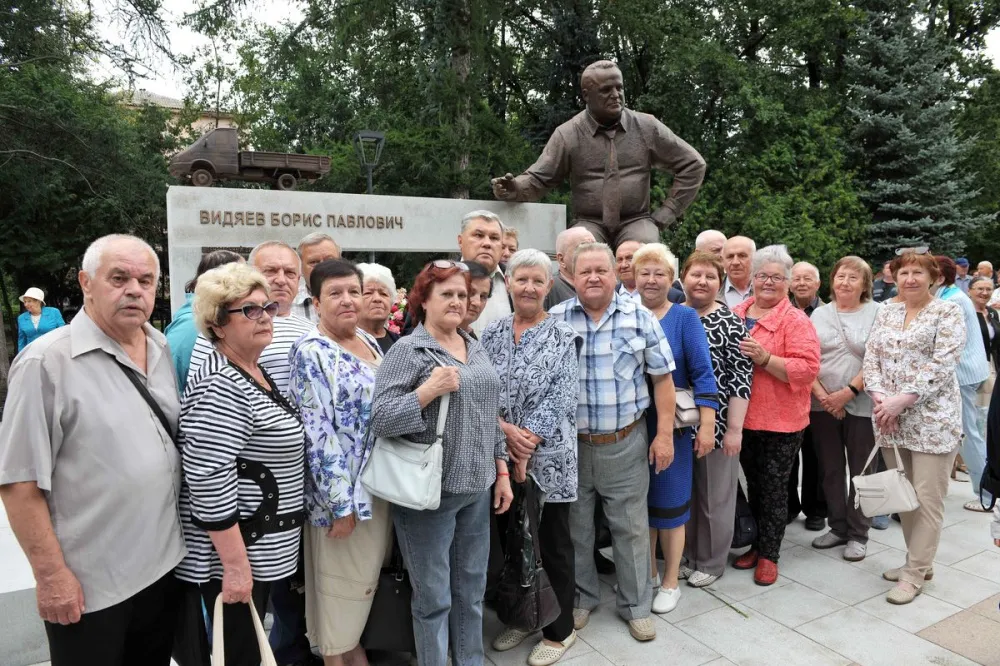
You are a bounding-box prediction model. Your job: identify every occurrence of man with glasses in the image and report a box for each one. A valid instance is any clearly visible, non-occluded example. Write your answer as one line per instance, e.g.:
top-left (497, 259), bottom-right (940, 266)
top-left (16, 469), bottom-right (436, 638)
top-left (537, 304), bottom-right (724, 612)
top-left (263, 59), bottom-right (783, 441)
top-left (0, 235), bottom-right (185, 665)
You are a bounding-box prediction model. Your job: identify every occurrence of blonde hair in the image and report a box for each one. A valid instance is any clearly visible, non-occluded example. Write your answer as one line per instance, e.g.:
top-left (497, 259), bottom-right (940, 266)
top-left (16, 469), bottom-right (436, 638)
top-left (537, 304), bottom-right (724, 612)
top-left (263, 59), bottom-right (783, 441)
top-left (631, 243), bottom-right (678, 282)
top-left (193, 262), bottom-right (270, 341)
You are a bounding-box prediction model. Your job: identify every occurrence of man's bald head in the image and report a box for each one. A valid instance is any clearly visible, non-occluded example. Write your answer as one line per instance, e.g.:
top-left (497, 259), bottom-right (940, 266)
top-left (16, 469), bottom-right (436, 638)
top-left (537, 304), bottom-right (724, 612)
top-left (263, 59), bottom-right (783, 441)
top-left (556, 226), bottom-right (597, 278)
top-left (695, 229), bottom-right (727, 257)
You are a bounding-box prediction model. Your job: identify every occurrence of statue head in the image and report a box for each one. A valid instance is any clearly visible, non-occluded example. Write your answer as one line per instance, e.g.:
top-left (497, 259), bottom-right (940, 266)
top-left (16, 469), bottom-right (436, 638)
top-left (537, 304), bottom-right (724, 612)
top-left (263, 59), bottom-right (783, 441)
top-left (581, 60), bottom-right (624, 126)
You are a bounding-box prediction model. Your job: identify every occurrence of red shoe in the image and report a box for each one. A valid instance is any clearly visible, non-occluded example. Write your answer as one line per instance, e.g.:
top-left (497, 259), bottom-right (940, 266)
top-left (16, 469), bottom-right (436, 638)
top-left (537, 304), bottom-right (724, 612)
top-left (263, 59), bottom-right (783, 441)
top-left (754, 558), bottom-right (778, 586)
top-left (733, 550), bottom-right (758, 570)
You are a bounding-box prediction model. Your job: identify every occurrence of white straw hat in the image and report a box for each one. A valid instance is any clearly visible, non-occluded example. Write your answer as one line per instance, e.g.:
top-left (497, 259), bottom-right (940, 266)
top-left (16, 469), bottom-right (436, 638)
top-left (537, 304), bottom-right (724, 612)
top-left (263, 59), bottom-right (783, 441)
top-left (19, 287), bottom-right (45, 304)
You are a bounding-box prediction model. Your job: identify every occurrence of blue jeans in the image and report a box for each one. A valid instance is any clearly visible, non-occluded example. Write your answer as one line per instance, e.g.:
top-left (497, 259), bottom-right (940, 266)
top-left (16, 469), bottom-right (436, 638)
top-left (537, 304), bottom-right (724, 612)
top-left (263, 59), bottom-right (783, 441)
top-left (960, 383), bottom-right (993, 504)
top-left (394, 491), bottom-right (491, 666)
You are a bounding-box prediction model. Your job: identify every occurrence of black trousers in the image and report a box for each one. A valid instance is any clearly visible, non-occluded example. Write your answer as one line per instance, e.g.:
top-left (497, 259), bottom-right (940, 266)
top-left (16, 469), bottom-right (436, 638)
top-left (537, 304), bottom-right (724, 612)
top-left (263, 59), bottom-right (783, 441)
top-left (199, 579), bottom-right (271, 666)
top-left (742, 429), bottom-right (803, 561)
top-left (787, 424), bottom-right (828, 519)
top-left (45, 572), bottom-right (179, 666)
top-left (538, 502), bottom-right (575, 642)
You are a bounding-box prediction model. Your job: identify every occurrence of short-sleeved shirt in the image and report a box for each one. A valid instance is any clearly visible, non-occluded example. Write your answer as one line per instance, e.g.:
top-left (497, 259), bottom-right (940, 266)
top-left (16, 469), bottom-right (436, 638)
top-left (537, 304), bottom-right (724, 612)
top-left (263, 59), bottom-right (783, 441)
top-left (0, 310), bottom-right (186, 613)
top-left (549, 292), bottom-right (675, 434)
top-left (810, 301), bottom-right (880, 417)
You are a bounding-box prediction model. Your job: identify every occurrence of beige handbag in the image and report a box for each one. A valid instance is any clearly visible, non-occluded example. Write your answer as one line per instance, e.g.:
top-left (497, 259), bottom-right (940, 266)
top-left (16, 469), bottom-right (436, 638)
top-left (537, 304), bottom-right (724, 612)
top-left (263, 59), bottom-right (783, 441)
top-left (851, 440), bottom-right (919, 518)
top-left (675, 389), bottom-right (700, 428)
top-left (211, 596), bottom-right (278, 666)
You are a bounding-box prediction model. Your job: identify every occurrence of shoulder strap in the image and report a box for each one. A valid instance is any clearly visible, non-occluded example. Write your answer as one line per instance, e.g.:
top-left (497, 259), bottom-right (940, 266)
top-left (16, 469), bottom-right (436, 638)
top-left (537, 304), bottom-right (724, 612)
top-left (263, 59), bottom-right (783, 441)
top-left (424, 350), bottom-right (451, 437)
top-left (831, 309), bottom-right (865, 362)
top-left (112, 358), bottom-right (178, 449)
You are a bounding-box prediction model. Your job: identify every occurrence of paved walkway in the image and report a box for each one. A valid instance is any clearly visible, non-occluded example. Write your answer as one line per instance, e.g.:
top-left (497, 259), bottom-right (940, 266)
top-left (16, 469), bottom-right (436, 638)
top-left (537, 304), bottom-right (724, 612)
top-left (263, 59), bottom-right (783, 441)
top-left (6, 476), bottom-right (999, 666)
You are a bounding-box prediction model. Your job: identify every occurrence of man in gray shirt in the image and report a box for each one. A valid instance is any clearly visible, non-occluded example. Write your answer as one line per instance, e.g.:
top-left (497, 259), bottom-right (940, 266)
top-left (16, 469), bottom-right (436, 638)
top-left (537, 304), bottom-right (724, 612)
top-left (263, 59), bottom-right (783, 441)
top-left (0, 234), bottom-right (186, 665)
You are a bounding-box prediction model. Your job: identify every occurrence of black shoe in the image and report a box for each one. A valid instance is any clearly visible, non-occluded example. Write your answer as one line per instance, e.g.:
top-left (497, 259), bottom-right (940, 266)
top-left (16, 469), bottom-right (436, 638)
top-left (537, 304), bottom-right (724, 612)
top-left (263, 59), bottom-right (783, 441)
top-left (891, 513), bottom-right (901, 523)
top-left (804, 516), bottom-right (826, 531)
top-left (595, 552), bottom-right (616, 575)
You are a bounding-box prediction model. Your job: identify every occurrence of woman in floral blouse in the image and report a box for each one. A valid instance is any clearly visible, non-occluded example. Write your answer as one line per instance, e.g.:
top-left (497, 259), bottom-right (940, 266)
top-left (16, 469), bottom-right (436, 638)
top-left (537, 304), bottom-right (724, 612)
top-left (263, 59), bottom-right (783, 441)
top-left (863, 250), bottom-right (965, 606)
top-left (482, 249), bottom-right (582, 666)
top-left (288, 259), bottom-right (389, 666)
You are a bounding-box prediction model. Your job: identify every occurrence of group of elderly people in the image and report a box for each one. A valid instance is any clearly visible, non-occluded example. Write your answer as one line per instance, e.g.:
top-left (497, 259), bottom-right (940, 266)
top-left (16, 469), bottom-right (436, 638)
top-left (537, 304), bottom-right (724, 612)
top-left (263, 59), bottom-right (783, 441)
top-left (1, 217), bottom-right (996, 666)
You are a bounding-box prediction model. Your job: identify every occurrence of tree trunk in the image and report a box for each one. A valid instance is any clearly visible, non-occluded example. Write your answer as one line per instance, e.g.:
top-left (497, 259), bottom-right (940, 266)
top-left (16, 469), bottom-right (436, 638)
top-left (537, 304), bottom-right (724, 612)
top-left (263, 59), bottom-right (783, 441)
top-left (450, 0), bottom-right (472, 199)
top-left (0, 283), bottom-right (10, 416)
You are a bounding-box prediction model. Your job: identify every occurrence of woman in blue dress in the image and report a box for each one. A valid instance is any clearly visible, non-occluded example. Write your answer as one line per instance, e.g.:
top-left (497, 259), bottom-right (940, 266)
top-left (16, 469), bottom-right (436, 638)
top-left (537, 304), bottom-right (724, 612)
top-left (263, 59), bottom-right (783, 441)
top-left (633, 244), bottom-right (718, 615)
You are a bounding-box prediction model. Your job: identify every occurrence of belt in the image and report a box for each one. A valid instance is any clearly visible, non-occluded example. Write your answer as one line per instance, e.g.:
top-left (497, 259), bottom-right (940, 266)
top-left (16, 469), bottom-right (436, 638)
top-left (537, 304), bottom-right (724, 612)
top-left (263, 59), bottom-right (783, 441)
top-left (578, 419), bottom-right (641, 445)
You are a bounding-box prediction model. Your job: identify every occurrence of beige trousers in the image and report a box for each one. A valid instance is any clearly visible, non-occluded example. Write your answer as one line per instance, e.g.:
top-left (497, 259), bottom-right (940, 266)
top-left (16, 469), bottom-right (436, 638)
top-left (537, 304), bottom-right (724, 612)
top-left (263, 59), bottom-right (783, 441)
top-left (882, 447), bottom-right (957, 588)
top-left (304, 499), bottom-right (392, 656)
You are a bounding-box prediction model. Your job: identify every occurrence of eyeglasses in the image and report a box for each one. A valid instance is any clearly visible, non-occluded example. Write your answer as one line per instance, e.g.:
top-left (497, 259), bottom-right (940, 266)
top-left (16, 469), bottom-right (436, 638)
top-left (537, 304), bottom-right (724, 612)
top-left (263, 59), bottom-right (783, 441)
top-left (753, 273), bottom-right (787, 284)
top-left (430, 260), bottom-right (469, 272)
top-left (227, 301), bottom-right (280, 320)
top-left (895, 246), bottom-right (929, 256)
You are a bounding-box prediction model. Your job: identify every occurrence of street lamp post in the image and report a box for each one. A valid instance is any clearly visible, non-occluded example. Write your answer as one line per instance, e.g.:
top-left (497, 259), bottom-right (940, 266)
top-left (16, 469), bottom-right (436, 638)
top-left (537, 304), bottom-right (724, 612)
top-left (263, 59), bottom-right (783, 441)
top-left (353, 130), bottom-right (385, 261)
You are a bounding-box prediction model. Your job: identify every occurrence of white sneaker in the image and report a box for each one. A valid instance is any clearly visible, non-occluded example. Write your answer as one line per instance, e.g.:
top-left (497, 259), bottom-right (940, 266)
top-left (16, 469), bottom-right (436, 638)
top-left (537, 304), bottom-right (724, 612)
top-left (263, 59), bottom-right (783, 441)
top-left (687, 571), bottom-right (719, 588)
top-left (491, 626), bottom-right (533, 652)
top-left (651, 586), bottom-right (682, 614)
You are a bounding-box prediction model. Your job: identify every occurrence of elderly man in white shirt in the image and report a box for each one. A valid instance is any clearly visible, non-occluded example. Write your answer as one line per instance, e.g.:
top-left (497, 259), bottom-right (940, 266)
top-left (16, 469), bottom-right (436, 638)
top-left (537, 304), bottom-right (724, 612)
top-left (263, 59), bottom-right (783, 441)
top-left (458, 209), bottom-right (511, 335)
top-left (0, 234), bottom-right (186, 666)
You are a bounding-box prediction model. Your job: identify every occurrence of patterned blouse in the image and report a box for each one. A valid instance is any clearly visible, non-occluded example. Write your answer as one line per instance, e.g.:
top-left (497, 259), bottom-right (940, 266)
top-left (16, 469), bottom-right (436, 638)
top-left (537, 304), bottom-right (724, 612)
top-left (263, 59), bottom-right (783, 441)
top-left (288, 328), bottom-right (382, 527)
top-left (481, 316), bottom-right (582, 502)
top-left (699, 305), bottom-right (754, 447)
top-left (863, 299), bottom-right (965, 454)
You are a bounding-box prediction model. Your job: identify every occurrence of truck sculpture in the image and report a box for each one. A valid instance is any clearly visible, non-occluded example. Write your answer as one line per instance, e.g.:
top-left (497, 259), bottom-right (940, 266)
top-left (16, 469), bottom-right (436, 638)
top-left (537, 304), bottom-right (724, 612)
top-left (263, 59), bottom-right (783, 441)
top-left (169, 128), bottom-right (331, 191)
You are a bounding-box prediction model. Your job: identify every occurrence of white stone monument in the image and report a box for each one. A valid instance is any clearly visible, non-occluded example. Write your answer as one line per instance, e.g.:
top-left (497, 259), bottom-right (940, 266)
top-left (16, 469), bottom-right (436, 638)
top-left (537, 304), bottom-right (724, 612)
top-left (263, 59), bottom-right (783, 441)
top-left (166, 185), bottom-right (566, 313)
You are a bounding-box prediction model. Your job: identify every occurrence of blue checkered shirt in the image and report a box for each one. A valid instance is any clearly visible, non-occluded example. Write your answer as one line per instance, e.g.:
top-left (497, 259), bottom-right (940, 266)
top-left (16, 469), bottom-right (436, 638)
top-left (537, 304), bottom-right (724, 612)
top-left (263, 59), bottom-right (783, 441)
top-left (549, 292), bottom-right (675, 434)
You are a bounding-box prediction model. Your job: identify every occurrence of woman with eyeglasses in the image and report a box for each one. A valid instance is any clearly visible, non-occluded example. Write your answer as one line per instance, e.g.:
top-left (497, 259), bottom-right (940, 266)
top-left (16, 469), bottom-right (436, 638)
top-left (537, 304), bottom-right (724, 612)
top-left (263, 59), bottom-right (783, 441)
top-left (176, 262), bottom-right (306, 666)
top-left (731, 245), bottom-right (821, 586)
top-left (371, 259), bottom-right (514, 666)
top-left (287, 259), bottom-right (389, 666)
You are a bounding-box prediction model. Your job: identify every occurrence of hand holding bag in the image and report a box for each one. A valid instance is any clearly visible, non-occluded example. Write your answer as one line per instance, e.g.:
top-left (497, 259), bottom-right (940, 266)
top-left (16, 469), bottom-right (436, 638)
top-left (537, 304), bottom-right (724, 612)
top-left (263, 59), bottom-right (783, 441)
top-left (495, 478), bottom-right (561, 632)
top-left (211, 596), bottom-right (277, 666)
top-left (852, 440), bottom-right (920, 518)
top-left (361, 354), bottom-right (450, 511)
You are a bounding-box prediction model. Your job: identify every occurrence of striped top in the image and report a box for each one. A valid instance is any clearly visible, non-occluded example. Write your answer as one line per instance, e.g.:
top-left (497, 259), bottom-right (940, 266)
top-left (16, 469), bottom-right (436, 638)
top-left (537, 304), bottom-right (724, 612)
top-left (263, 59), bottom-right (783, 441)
top-left (939, 286), bottom-right (990, 386)
top-left (176, 350), bottom-right (306, 583)
top-left (187, 313), bottom-right (314, 396)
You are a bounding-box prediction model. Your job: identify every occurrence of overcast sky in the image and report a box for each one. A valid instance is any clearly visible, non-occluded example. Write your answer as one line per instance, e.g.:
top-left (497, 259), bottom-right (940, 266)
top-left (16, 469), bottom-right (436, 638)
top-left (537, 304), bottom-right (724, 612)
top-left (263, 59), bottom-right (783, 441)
top-left (100, 2), bottom-right (1000, 101)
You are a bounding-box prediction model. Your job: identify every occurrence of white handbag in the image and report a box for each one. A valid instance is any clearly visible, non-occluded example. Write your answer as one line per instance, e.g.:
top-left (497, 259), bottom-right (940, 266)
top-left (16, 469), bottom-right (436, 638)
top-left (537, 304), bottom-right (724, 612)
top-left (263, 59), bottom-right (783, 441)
top-left (674, 389), bottom-right (700, 428)
top-left (211, 596), bottom-right (277, 666)
top-left (851, 440), bottom-right (920, 518)
top-left (361, 390), bottom-right (449, 511)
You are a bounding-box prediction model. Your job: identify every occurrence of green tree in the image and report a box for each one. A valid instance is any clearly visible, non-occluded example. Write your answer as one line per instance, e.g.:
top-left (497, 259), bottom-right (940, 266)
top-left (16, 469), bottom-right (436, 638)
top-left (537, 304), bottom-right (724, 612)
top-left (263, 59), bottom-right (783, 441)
top-left (846, 0), bottom-right (993, 258)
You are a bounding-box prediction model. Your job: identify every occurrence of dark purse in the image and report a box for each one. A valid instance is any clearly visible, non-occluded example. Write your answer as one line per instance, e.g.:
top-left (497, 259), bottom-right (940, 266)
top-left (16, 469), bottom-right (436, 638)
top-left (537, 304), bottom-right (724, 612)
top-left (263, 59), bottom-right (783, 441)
top-left (360, 539), bottom-right (416, 654)
top-left (731, 470), bottom-right (758, 549)
top-left (494, 478), bottom-right (561, 632)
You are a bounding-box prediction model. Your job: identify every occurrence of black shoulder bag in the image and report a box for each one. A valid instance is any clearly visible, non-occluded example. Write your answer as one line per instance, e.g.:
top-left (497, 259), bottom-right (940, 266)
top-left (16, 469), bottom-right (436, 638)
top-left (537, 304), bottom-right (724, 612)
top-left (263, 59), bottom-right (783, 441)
top-left (113, 358), bottom-right (179, 449)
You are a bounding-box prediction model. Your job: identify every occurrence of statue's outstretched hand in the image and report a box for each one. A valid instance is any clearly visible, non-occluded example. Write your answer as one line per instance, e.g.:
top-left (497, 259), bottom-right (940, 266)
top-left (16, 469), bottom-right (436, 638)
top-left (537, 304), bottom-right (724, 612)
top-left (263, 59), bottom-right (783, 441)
top-left (491, 173), bottom-right (517, 199)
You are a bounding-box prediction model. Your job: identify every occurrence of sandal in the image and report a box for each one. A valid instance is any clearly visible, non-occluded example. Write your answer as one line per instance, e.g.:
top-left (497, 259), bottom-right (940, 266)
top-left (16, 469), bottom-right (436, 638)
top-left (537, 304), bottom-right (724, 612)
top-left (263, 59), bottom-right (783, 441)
top-left (963, 500), bottom-right (990, 513)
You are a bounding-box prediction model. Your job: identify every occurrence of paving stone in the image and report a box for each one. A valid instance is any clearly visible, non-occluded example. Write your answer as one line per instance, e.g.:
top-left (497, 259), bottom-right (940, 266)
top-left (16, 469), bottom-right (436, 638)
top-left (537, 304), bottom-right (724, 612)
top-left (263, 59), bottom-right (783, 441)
top-left (918, 609), bottom-right (1000, 666)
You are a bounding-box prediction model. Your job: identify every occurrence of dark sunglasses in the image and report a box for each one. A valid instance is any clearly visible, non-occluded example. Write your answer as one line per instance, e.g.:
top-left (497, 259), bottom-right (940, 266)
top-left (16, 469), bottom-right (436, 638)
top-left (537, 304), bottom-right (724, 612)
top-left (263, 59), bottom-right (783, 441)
top-left (227, 301), bottom-right (280, 320)
top-left (430, 260), bottom-right (469, 272)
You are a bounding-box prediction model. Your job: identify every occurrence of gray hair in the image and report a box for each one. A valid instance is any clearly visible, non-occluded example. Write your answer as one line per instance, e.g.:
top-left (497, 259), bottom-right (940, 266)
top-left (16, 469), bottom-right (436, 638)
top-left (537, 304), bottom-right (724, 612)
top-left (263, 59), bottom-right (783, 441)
top-left (356, 262), bottom-right (396, 297)
top-left (694, 229), bottom-right (726, 249)
top-left (571, 242), bottom-right (615, 275)
top-left (248, 240), bottom-right (297, 266)
top-left (460, 210), bottom-right (505, 233)
top-left (506, 249), bottom-right (552, 278)
top-left (752, 244), bottom-right (794, 279)
top-left (970, 275), bottom-right (994, 290)
top-left (297, 232), bottom-right (339, 256)
top-left (792, 261), bottom-right (820, 281)
top-left (81, 234), bottom-right (160, 281)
